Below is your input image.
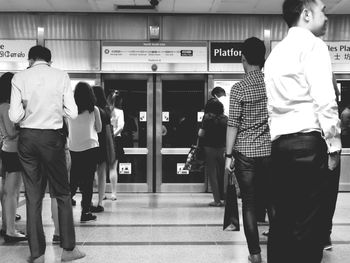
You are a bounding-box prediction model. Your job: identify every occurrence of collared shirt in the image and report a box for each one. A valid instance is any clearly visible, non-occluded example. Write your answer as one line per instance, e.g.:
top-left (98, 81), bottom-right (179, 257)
top-left (228, 70), bottom-right (271, 157)
top-left (264, 27), bottom-right (341, 153)
top-left (9, 61), bottom-right (77, 129)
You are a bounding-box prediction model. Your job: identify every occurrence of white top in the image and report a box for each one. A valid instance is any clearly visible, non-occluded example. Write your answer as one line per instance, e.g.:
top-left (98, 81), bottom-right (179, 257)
top-left (264, 27), bottom-right (341, 153)
top-left (0, 103), bottom-right (18, 152)
top-left (68, 106), bottom-right (100, 152)
top-left (111, 108), bottom-right (124, 137)
top-left (9, 61), bottom-right (78, 129)
top-left (217, 95), bottom-right (230, 117)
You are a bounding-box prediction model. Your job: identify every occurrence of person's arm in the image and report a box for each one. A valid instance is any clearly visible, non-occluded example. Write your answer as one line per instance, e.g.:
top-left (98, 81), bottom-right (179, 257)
top-left (9, 74), bottom-right (25, 124)
top-left (2, 105), bottom-right (18, 140)
top-left (94, 106), bottom-right (102, 133)
top-left (304, 40), bottom-right (341, 170)
top-left (62, 73), bottom-right (78, 120)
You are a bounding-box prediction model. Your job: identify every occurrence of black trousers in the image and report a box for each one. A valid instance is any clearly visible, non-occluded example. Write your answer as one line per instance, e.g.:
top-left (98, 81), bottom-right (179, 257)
top-left (234, 151), bottom-right (272, 255)
top-left (18, 129), bottom-right (75, 258)
top-left (267, 132), bottom-right (329, 263)
top-left (70, 147), bottom-right (98, 214)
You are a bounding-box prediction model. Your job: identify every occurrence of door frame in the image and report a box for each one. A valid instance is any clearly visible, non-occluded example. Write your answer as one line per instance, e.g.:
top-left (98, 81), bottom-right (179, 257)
top-left (155, 74), bottom-right (208, 192)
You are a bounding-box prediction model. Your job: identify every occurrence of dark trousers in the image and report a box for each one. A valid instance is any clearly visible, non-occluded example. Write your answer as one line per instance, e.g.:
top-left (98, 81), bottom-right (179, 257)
top-left (267, 132), bottom-right (329, 263)
top-left (18, 129), bottom-right (75, 258)
top-left (204, 146), bottom-right (225, 202)
top-left (70, 148), bottom-right (98, 214)
top-left (234, 151), bottom-right (271, 255)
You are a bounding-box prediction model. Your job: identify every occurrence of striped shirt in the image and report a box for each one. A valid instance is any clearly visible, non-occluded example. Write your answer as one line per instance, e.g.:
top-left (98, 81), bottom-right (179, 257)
top-left (228, 70), bottom-right (271, 157)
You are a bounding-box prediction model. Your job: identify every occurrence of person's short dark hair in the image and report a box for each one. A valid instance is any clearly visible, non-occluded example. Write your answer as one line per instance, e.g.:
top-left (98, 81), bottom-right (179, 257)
top-left (211, 86), bottom-right (226, 98)
top-left (107, 90), bottom-right (123, 110)
top-left (74, 82), bottom-right (96, 114)
top-left (282, 0), bottom-right (316, 28)
top-left (28, 45), bottom-right (51, 63)
top-left (92, 85), bottom-right (107, 109)
top-left (0, 72), bottom-right (14, 103)
top-left (242, 37), bottom-right (266, 69)
top-left (204, 98), bottom-right (224, 116)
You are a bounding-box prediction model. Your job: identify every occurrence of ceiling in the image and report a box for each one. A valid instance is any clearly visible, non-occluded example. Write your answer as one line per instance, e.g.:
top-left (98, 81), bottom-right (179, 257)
top-left (0, 0), bottom-right (349, 14)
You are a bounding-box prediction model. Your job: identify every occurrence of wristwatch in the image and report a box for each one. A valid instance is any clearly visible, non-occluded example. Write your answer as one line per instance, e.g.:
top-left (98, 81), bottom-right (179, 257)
top-left (225, 153), bottom-right (233, 158)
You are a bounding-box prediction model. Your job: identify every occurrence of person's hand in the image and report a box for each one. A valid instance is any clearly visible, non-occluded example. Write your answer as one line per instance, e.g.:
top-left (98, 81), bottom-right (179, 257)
top-left (328, 152), bottom-right (340, 171)
top-left (225, 156), bottom-right (234, 174)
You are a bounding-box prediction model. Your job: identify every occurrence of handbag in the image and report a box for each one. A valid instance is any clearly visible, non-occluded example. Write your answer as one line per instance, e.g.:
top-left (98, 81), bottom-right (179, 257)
top-left (183, 138), bottom-right (205, 173)
top-left (223, 172), bottom-right (240, 231)
top-left (105, 124), bottom-right (116, 164)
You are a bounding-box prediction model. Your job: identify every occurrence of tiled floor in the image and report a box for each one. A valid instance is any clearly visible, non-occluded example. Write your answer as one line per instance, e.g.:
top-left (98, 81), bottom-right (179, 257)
top-left (1, 193), bottom-right (350, 263)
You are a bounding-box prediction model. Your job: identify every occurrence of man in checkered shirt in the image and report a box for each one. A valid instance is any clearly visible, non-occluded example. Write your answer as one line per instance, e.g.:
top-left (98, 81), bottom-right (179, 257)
top-left (225, 37), bottom-right (274, 263)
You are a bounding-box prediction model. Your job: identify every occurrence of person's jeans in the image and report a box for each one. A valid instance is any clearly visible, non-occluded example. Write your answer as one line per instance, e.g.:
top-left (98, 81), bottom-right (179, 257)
top-left (234, 151), bottom-right (271, 255)
top-left (267, 132), bottom-right (329, 263)
top-left (18, 129), bottom-right (75, 258)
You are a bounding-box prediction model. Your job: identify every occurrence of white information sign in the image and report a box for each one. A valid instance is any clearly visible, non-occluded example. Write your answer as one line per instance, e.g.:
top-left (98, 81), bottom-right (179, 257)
top-left (177, 163), bottom-right (189, 175)
top-left (102, 41), bottom-right (207, 64)
top-left (162, 112), bottom-right (169, 122)
top-left (119, 163), bottom-right (132, 175)
top-left (197, 112), bottom-right (204, 122)
top-left (0, 40), bottom-right (36, 62)
top-left (139, 111), bottom-right (147, 122)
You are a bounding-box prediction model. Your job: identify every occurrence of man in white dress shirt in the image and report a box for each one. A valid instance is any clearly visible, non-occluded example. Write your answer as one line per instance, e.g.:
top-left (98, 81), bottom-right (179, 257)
top-left (9, 46), bottom-right (85, 263)
top-left (264, 0), bottom-right (341, 262)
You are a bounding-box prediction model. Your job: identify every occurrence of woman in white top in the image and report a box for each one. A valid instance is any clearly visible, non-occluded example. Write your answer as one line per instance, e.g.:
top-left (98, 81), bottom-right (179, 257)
top-left (68, 82), bottom-right (101, 222)
top-left (107, 91), bottom-right (124, 201)
top-left (0, 72), bottom-right (27, 242)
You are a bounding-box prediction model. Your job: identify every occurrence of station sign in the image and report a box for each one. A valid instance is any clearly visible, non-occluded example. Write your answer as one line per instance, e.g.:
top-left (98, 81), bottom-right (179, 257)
top-left (271, 40), bottom-right (350, 72)
top-left (101, 41), bottom-right (207, 72)
top-left (210, 42), bottom-right (243, 63)
top-left (0, 39), bottom-right (36, 70)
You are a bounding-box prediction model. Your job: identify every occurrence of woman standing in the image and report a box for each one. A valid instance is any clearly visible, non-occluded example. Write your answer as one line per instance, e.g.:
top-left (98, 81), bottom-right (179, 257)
top-left (198, 98), bottom-right (227, 207)
top-left (0, 72), bottom-right (27, 242)
top-left (107, 91), bottom-right (124, 201)
top-left (91, 85), bottom-right (110, 212)
top-left (68, 82), bottom-right (102, 222)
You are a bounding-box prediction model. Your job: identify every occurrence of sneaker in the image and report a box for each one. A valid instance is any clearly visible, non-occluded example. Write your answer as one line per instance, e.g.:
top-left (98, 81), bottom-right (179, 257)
top-left (111, 194), bottom-right (117, 201)
top-left (324, 236), bottom-right (333, 250)
top-left (61, 247), bottom-right (86, 262)
top-left (90, 205), bottom-right (104, 213)
top-left (52, 234), bottom-right (60, 244)
top-left (15, 214), bottom-right (21, 221)
top-left (80, 212), bottom-right (97, 223)
top-left (103, 196), bottom-right (107, 200)
top-left (4, 232), bottom-right (28, 243)
top-left (27, 254), bottom-right (45, 263)
top-left (209, 201), bottom-right (224, 207)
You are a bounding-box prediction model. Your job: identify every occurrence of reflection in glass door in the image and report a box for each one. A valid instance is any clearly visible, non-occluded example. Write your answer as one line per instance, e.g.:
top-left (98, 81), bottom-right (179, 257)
top-left (156, 75), bottom-right (207, 192)
top-left (103, 75), bottom-right (153, 192)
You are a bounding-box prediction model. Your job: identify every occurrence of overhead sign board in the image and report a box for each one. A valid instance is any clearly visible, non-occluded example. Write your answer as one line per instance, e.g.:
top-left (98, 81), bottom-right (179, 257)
top-left (0, 39), bottom-right (36, 71)
top-left (101, 41), bottom-right (207, 72)
top-left (210, 42), bottom-right (243, 63)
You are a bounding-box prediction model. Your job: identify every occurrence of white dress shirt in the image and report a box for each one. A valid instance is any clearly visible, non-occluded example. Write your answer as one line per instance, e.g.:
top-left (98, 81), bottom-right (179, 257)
top-left (9, 61), bottom-right (78, 129)
top-left (264, 27), bottom-right (341, 153)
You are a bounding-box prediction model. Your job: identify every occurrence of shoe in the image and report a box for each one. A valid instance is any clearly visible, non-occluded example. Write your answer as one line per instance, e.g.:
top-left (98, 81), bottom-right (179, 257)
top-left (224, 224), bottom-right (238, 231)
top-left (80, 212), bottom-right (97, 223)
top-left (209, 201), bottom-right (224, 207)
top-left (103, 196), bottom-right (107, 200)
top-left (52, 234), bottom-right (60, 244)
top-left (111, 194), bottom-right (117, 201)
top-left (262, 230), bottom-right (269, 236)
top-left (61, 247), bottom-right (86, 262)
top-left (27, 254), bottom-right (45, 263)
top-left (71, 198), bottom-right (76, 206)
top-left (90, 205), bottom-right (104, 213)
top-left (0, 229), bottom-right (5, 237)
top-left (248, 253), bottom-right (262, 263)
top-left (4, 233), bottom-right (28, 243)
top-left (324, 236), bottom-right (333, 250)
top-left (15, 214), bottom-right (21, 221)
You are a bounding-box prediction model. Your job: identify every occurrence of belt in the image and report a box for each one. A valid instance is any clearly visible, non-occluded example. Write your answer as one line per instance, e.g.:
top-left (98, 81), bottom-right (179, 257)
top-left (279, 131), bottom-right (321, 139)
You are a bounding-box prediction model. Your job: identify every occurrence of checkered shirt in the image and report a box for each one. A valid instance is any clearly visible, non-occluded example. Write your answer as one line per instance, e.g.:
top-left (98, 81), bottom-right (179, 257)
top-left (228, 70), bottom-right (271, 157)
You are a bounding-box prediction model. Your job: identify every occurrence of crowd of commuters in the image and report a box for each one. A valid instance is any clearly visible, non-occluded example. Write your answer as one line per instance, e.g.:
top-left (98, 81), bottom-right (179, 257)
top-left (0, 0), bottom-right (348, 263)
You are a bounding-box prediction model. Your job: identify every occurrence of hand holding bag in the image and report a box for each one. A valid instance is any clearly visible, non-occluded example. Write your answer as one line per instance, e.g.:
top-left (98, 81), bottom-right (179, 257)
top-left (183, 138), bottom-right (205, 173)
top-left (223, 172), bottom-right (240, 231)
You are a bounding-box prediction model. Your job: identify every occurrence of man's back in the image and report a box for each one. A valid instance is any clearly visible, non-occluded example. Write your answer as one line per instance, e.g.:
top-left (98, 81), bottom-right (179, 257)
top-left (9, 61), bottom-right (77, 129)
